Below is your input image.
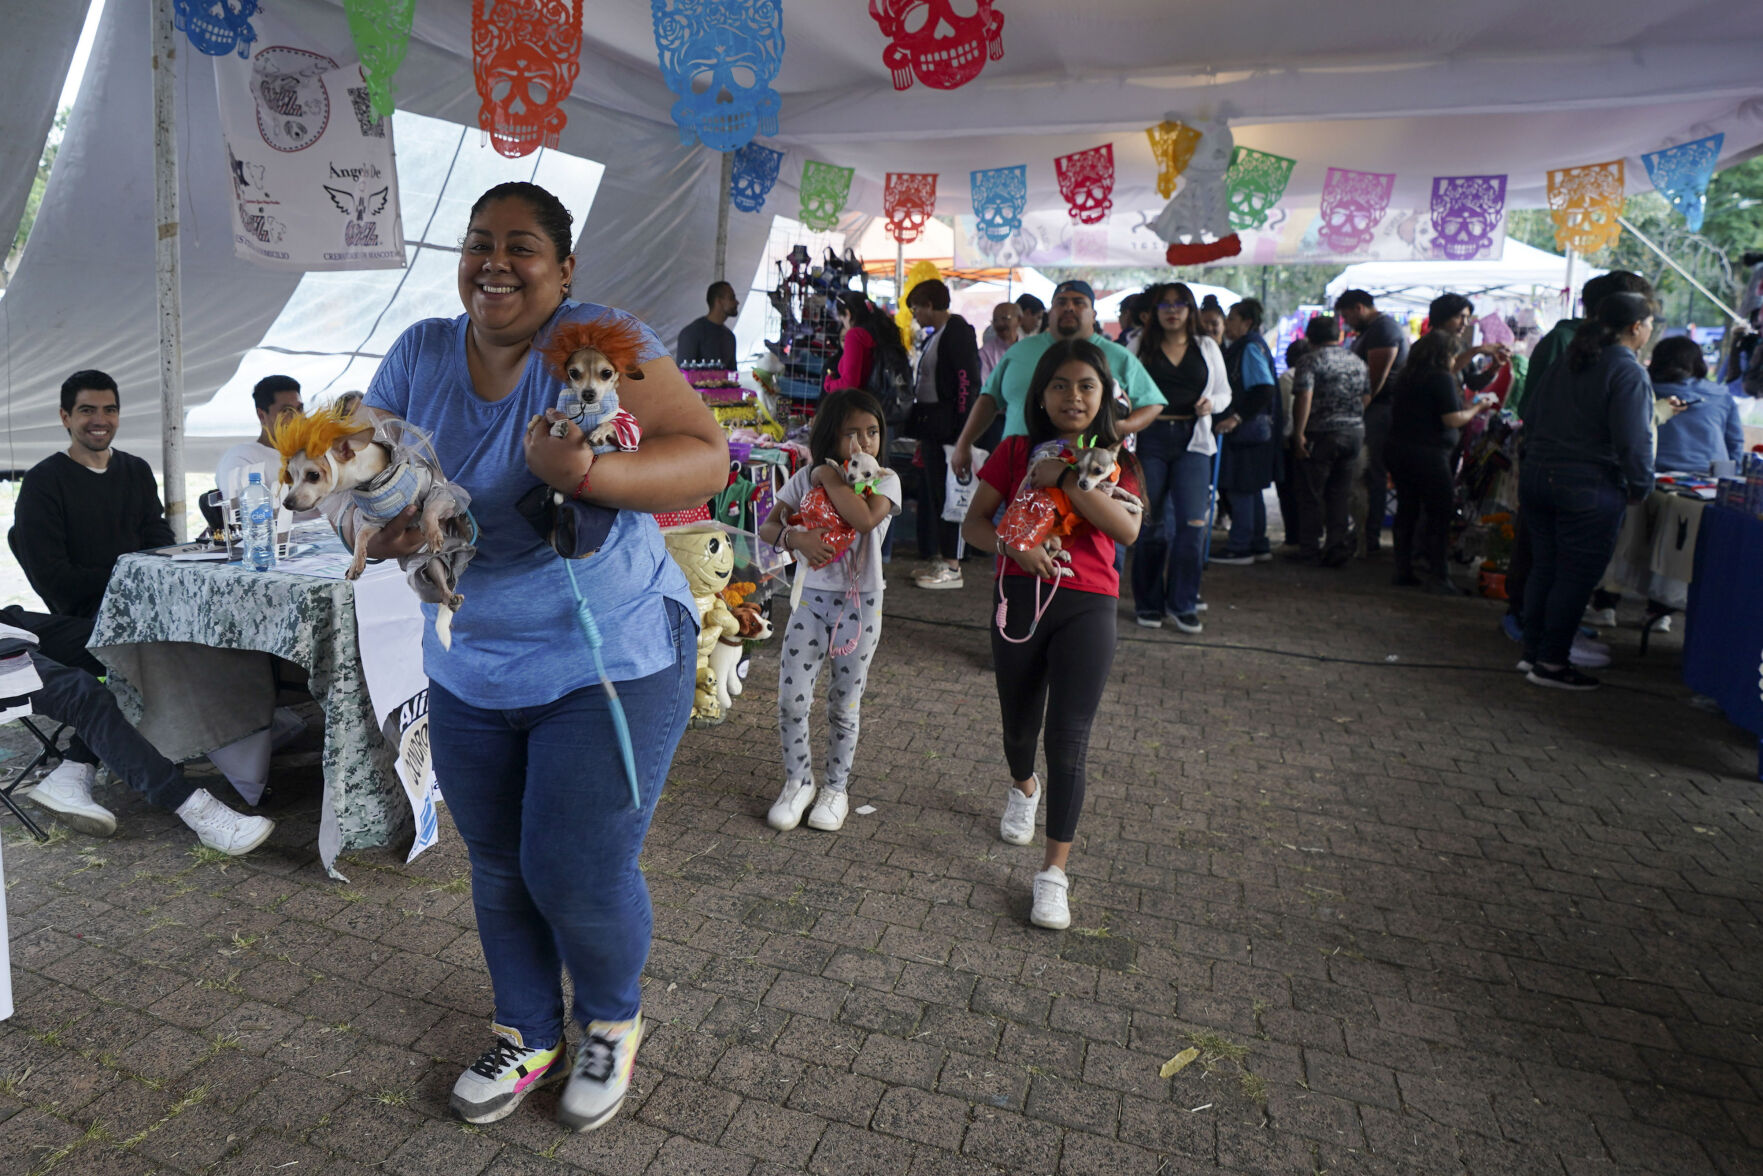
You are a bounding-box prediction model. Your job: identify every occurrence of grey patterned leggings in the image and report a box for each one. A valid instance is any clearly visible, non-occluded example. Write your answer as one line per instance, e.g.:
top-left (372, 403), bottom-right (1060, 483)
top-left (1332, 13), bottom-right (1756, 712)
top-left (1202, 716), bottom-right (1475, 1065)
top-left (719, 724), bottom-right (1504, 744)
top-left (777, 588), bottom-right (882, 794)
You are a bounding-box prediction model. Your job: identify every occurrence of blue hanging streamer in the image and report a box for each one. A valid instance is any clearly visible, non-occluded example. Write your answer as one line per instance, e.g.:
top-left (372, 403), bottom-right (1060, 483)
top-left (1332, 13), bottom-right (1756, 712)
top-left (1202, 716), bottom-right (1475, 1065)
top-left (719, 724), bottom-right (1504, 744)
top-left (563, 558), bottom-right (643, 810)
top-left (1641, 134), bottom-right (1724, 233)
top-left (173, 0), bottom-right (260, 59)
top-left (970, 165), bottom-right (1027, 242)
top-left (652, 0), bottom-right (785, 152)
top-left (730, 143), bottom-right (784, 212)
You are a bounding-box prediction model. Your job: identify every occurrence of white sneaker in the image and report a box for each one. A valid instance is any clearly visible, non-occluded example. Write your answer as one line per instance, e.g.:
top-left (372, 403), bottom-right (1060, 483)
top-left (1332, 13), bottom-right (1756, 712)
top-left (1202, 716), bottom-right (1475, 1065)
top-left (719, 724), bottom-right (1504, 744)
top-left (1030, 866), bottom-right (1071, 929)
top-left (806, 789), bottom-right (849, 831)
top-left (1569, 636), bottom-right (1611, 669)
top-left (557, 1014), bottom-right (642, 1133)
top-left (1583, 606), bottom-right (1617, 628)
top-left (914, 564), bottom-right (963, 590)
top-left (176, 788), bottom-right (274, 856)
top-left (999, 777), bottom-right (1040, 845)
top-left (449, 1025), bottom-right (566, 1124)
top-left (767, 779), bottom-right (815, 831)
top-left (1648, 614), bottom-right (1672, 633)
top-left (27, 761), bottom-right (115, 837)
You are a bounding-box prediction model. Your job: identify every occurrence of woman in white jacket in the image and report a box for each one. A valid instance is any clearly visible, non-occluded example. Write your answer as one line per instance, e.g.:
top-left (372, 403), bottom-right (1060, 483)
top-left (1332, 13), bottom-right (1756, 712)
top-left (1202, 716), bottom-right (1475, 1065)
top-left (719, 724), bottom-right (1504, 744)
top-left (1126, 283), bottom-right (1231, 633)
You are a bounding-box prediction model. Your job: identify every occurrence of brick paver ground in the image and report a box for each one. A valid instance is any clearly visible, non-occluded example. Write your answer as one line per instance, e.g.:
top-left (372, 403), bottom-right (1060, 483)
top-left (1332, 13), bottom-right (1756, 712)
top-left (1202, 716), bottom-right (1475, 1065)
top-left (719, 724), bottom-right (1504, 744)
top-left (1, 552), bottom-right (1758, 1175)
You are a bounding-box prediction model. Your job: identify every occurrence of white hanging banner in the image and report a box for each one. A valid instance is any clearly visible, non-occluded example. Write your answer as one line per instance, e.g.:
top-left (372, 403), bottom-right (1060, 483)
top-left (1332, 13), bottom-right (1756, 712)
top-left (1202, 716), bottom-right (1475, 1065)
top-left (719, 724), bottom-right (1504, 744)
top-left (214, 8), bottom-right (406, 271)
top-left (350, 565), bottom-right (440, 863)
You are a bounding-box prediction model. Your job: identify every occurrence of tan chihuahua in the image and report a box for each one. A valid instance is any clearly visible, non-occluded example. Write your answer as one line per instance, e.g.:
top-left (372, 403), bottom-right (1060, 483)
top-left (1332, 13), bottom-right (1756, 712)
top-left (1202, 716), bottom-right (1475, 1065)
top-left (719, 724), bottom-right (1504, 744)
top-left (273, 393), bottom-right (476, 647)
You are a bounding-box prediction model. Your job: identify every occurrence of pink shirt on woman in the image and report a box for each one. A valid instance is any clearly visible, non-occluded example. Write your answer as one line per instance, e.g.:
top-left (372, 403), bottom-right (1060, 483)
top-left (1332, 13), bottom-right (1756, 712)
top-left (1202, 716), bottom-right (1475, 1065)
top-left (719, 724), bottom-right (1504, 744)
top-left (825, 326), bottom-right (874, 392)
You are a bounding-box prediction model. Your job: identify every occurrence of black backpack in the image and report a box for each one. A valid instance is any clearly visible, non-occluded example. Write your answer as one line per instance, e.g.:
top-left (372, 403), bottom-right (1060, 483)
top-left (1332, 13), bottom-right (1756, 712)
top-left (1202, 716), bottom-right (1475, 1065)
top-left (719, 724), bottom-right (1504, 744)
top-left (867, 344), bottom-right (915, 431)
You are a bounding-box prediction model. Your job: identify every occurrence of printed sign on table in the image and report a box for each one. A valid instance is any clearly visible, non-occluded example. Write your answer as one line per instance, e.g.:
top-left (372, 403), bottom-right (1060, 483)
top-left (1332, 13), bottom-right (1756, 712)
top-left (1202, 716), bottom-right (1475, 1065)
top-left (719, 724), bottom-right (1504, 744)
top-left (351, 565), bottom-right (440, 862)
top-left (214, 8), bottom-right (406, 271)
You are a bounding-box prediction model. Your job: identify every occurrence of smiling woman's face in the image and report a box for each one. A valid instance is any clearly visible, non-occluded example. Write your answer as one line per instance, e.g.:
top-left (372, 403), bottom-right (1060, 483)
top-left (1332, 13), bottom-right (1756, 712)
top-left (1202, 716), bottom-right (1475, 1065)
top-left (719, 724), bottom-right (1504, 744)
top-left (458, 196), bottom-right (575, 347)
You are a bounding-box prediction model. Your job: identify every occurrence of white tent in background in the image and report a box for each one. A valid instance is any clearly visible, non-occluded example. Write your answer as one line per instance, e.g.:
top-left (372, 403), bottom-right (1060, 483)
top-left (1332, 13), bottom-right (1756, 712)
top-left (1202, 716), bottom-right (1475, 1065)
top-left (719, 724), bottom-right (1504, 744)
top-left (3, 0), bottom-right (1760, 467)
top-left (1325, 239), bottom-right (1607, 317)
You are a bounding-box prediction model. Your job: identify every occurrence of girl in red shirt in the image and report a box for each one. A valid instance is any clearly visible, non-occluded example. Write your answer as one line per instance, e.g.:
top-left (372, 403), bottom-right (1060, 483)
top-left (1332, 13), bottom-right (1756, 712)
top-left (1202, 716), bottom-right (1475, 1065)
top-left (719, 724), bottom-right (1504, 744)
top-left (962, 339), bottom-right (1143, 929)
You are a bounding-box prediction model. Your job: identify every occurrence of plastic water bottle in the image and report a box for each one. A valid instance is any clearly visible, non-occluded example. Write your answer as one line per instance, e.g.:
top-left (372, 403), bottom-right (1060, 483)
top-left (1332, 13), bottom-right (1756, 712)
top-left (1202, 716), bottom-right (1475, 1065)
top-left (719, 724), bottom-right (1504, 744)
top-left (242, 471), bottom-right (277, 572)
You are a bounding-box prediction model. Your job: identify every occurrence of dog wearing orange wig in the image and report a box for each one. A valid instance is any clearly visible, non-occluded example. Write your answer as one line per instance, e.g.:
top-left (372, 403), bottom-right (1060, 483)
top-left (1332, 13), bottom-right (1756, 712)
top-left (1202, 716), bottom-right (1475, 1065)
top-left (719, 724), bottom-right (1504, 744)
top-left (538, 317), bottom-right (648, 453)
top-left (272, 393), bottom-right (476, 648)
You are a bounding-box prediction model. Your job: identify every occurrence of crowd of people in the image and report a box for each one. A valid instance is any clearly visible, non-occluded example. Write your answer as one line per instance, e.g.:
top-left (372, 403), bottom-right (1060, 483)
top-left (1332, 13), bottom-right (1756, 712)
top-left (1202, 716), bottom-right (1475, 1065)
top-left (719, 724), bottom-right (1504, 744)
top-left (7, 178), bottom-right (1750, 1142)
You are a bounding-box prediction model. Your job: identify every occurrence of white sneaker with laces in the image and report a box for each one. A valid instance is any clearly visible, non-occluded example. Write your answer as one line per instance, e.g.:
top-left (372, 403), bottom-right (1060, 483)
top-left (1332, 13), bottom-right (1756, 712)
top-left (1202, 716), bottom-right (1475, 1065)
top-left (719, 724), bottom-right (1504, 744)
top-left (914, 564), bottom-right (963, 590)
top-left (557, 1014), bottom-right (642, 1133)
top-left (999, 777), bottom-right (1040, 845)
top-left (767, 779), bottom-right (815, 831)
top-left (27, 761), bottom-right (115, 836)
top-left (1030, 866), bottom-right (1071, 929)
top-left (806, 789), bottom-right (849, 831)
top-left (1569, 636), bottom-right (1611, 669)
top-left (175, 788), bottom-right (274, 856)
top-left (1584, 606), bottom-right (1617, 628)
top-left (449, 1024), bottom-right (565, 1124)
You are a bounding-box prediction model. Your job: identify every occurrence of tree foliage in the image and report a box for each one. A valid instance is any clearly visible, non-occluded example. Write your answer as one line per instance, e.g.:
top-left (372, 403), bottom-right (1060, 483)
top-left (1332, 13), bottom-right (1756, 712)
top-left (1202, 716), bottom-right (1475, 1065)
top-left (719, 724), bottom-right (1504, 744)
top-left (5, 108), bottom-right (69, 282)
top-left (1507, 156), bottom-right (1763, 328)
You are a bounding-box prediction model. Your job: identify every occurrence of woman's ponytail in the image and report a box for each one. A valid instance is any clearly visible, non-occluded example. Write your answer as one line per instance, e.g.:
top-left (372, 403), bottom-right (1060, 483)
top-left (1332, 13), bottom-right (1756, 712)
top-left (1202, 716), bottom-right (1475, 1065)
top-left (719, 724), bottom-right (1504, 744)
top-left (1568, 291), bottom-right (1654, 373)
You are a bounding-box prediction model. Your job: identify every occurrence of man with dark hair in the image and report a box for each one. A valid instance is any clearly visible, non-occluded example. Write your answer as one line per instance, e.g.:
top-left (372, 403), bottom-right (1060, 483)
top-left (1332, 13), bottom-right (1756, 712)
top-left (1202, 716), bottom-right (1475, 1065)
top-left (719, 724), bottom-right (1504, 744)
top-left (12, 370), bottom-right (174, 619)
top-left (950, 280), bottom-right (1165, 479)
top-left (1015, 293), bottom-right (1045, 336)
top-left (676, 281), bottom-right (740, 368)
top-left (1287, 316), bottom-right (1370, 566)
top-left (1334, 289), bottom-right (1409, 554)
top-left (902, 279), bottom-right (981, 589)
top-left (216, 375), bottom-right (307, 510)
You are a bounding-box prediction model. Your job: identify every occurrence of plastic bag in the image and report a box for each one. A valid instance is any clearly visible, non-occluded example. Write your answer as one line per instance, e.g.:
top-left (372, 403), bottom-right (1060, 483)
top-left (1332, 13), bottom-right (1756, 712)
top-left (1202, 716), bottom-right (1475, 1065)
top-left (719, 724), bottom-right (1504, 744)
top-left (942, 444), bottom-right (987, 523)
top-left (997, 484), bottom-right (1064, 552)
top-left (789, 484), bottom-right (857, 561)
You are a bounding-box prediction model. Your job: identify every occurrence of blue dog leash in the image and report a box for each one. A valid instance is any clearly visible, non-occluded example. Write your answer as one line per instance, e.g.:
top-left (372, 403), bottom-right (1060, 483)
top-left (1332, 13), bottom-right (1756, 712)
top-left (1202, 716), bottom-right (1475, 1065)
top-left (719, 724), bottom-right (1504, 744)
top-left (562, 557), bottom-right (642, 810)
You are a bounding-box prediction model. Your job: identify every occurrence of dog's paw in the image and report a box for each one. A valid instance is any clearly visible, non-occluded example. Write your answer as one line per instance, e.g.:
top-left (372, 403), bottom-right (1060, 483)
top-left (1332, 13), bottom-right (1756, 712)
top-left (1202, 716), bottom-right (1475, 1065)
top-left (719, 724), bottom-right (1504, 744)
top-left (549, 419), bottom-right (571, 438)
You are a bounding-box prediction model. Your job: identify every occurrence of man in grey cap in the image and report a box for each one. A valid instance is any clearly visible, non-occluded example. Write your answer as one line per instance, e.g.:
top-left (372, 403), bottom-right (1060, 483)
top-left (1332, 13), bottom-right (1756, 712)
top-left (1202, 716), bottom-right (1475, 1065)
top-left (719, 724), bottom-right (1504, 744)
top-left (951, 280), bottom-right (1166, 479)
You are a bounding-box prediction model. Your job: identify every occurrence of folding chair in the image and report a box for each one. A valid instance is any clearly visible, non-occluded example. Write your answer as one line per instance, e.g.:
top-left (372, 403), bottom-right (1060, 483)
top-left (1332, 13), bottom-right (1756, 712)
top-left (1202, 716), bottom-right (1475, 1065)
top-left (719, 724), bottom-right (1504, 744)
top-left (0, 710), bottom-right (64, 842)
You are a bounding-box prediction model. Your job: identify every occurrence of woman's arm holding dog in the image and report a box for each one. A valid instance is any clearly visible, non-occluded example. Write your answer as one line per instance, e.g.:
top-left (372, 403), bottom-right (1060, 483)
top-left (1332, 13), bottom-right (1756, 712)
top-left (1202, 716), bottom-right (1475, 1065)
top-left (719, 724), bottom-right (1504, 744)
top-left (814, 463), bottom-right (891, 533)
top-left (524, 355), bottom-right (728, 513)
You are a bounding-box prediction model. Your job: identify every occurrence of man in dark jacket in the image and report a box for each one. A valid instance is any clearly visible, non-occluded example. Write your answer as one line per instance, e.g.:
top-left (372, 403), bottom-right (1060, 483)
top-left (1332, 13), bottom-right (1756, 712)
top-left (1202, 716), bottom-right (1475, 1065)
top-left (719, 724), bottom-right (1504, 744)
top-left (12, 370), bottom-right (175, 619)
top-left (903, 280), bottom-right (982, 590)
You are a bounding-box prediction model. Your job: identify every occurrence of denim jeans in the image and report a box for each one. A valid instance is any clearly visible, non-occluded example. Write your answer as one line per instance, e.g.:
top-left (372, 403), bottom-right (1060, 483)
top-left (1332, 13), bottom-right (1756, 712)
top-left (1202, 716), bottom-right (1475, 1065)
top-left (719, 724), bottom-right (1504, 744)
top-left (1296, 429), bottom-right (1363, 556)
top-left (1519, 463), bottom-right (1627, 667)
top-left (1385, 441), bottom-right (1455, 581)
top-left (430, 599), bottom-right (695, 1047)
top-left (1131, 419), bottom-right (1213, 617)
top-left (1224, 490), bottom-right (1269, 556)
top-left (910, 402), bottom-right (960, 563)
top-left (1361, 398), bottom-right (1394, 546)
top-left (27, 652), bottom-right (196, 810)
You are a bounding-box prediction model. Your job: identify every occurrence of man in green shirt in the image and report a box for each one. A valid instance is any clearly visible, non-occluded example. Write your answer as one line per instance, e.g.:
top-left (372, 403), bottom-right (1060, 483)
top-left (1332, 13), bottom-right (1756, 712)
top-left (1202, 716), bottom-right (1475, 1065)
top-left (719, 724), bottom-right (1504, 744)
top-left (950, 280), bottom-right (1165, 478)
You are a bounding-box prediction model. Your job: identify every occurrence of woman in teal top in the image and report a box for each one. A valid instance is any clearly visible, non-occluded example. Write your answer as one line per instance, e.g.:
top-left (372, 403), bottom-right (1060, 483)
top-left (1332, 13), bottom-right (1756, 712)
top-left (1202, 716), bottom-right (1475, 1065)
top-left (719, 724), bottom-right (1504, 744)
top-left (363, 182), bottom-right (727, 1133)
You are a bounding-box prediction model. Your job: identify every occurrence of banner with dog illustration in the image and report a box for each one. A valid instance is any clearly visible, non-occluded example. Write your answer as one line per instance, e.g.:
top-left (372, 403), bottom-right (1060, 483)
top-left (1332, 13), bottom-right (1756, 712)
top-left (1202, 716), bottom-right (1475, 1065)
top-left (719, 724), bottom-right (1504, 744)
top-left (214, 6), bottom-right (407, 270)
top-left (351, 566), bottom-right (441, 862)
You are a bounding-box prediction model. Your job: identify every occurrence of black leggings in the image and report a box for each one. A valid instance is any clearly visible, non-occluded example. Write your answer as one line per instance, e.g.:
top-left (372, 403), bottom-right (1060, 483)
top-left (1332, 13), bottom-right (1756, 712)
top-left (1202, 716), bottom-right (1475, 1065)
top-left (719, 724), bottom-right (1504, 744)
top-left (991, 577), bottom-right (1117, 843)
top-left (1385, 441), bottom-right (1455, 581)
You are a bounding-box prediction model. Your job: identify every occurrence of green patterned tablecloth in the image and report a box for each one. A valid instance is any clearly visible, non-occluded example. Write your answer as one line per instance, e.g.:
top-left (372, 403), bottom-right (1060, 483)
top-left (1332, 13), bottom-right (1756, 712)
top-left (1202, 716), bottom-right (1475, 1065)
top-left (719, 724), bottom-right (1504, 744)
top-left (91, 552), bottom-right (406, 872)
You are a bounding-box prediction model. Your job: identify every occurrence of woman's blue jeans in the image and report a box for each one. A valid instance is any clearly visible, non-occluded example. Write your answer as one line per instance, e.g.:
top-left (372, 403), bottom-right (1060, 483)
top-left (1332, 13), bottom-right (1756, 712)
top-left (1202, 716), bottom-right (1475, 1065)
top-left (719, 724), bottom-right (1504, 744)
top-left (1519, 462), bottom-right (1627, 667)
top-left (430, 600), bottom-right (695, 1048)
top-left (1131, 420), bottom-right (1213, 617)
top-left (1225, 490), bottom-right (1269, 556)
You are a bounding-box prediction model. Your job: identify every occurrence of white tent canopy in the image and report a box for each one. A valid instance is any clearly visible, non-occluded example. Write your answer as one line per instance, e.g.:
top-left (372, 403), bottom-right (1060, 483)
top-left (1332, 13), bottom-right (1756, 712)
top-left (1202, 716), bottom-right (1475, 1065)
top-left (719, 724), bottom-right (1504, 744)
top-left (2, 0), bottom-right (1760, 467)
top-left (1324, 239), bottom-right (1608, 316)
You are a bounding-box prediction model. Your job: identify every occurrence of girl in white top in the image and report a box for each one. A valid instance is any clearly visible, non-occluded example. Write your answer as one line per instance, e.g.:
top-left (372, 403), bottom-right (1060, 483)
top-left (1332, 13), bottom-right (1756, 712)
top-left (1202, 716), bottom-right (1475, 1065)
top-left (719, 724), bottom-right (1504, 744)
top-left (757, 389), bottom-right (902, 832)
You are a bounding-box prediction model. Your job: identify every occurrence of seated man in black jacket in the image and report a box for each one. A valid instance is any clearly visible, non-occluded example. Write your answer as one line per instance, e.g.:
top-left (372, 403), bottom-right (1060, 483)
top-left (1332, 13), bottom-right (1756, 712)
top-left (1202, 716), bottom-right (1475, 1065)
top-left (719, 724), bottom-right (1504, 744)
top-left (11, 369), bottom-right (175, 618)
top-left (1, 622), bottom-right (275, 854)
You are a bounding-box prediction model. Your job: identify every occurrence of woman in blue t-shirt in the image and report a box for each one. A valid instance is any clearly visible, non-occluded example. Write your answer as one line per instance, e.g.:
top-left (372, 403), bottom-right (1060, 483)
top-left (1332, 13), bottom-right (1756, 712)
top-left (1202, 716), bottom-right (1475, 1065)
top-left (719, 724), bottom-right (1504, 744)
top-left (361, 182), bottom-right (727, 1133)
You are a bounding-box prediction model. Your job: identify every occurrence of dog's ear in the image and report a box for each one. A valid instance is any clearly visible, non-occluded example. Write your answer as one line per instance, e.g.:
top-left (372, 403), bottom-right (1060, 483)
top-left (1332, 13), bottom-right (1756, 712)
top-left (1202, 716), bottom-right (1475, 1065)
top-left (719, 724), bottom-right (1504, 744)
top-left (337, 437), bottom-right (356, 462)
top-left (623, 366), bottom-right (645, 381)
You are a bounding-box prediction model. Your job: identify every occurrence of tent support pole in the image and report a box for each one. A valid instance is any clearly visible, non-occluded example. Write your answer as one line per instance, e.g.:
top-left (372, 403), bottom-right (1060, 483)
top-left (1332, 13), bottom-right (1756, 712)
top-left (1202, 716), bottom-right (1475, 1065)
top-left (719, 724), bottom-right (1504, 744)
top-left (152, 0), bottom-right (185, 541)
top-left (895, 239), bottom-right (904, 301)
top-left (713, 151), bottom-right (732, 283)
top-left (1615, 215), bottom-right (1745, 326)
top-left (1563, 246), bottom-right (1577, 318)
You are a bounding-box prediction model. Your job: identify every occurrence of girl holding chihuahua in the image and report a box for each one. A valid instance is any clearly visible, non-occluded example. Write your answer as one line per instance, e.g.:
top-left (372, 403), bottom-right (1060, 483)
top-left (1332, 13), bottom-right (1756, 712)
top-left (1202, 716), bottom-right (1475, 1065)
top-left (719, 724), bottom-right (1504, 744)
top-left (758, 389), bottom-right (902, 834)
top-left (962, 340), bottom-right (1142, 929)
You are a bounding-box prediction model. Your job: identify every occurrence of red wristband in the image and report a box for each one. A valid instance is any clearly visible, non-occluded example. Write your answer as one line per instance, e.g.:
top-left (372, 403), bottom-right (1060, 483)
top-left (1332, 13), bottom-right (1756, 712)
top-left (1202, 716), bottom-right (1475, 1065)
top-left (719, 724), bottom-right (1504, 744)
top-left (572, 464), bottom-right (593, 500)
